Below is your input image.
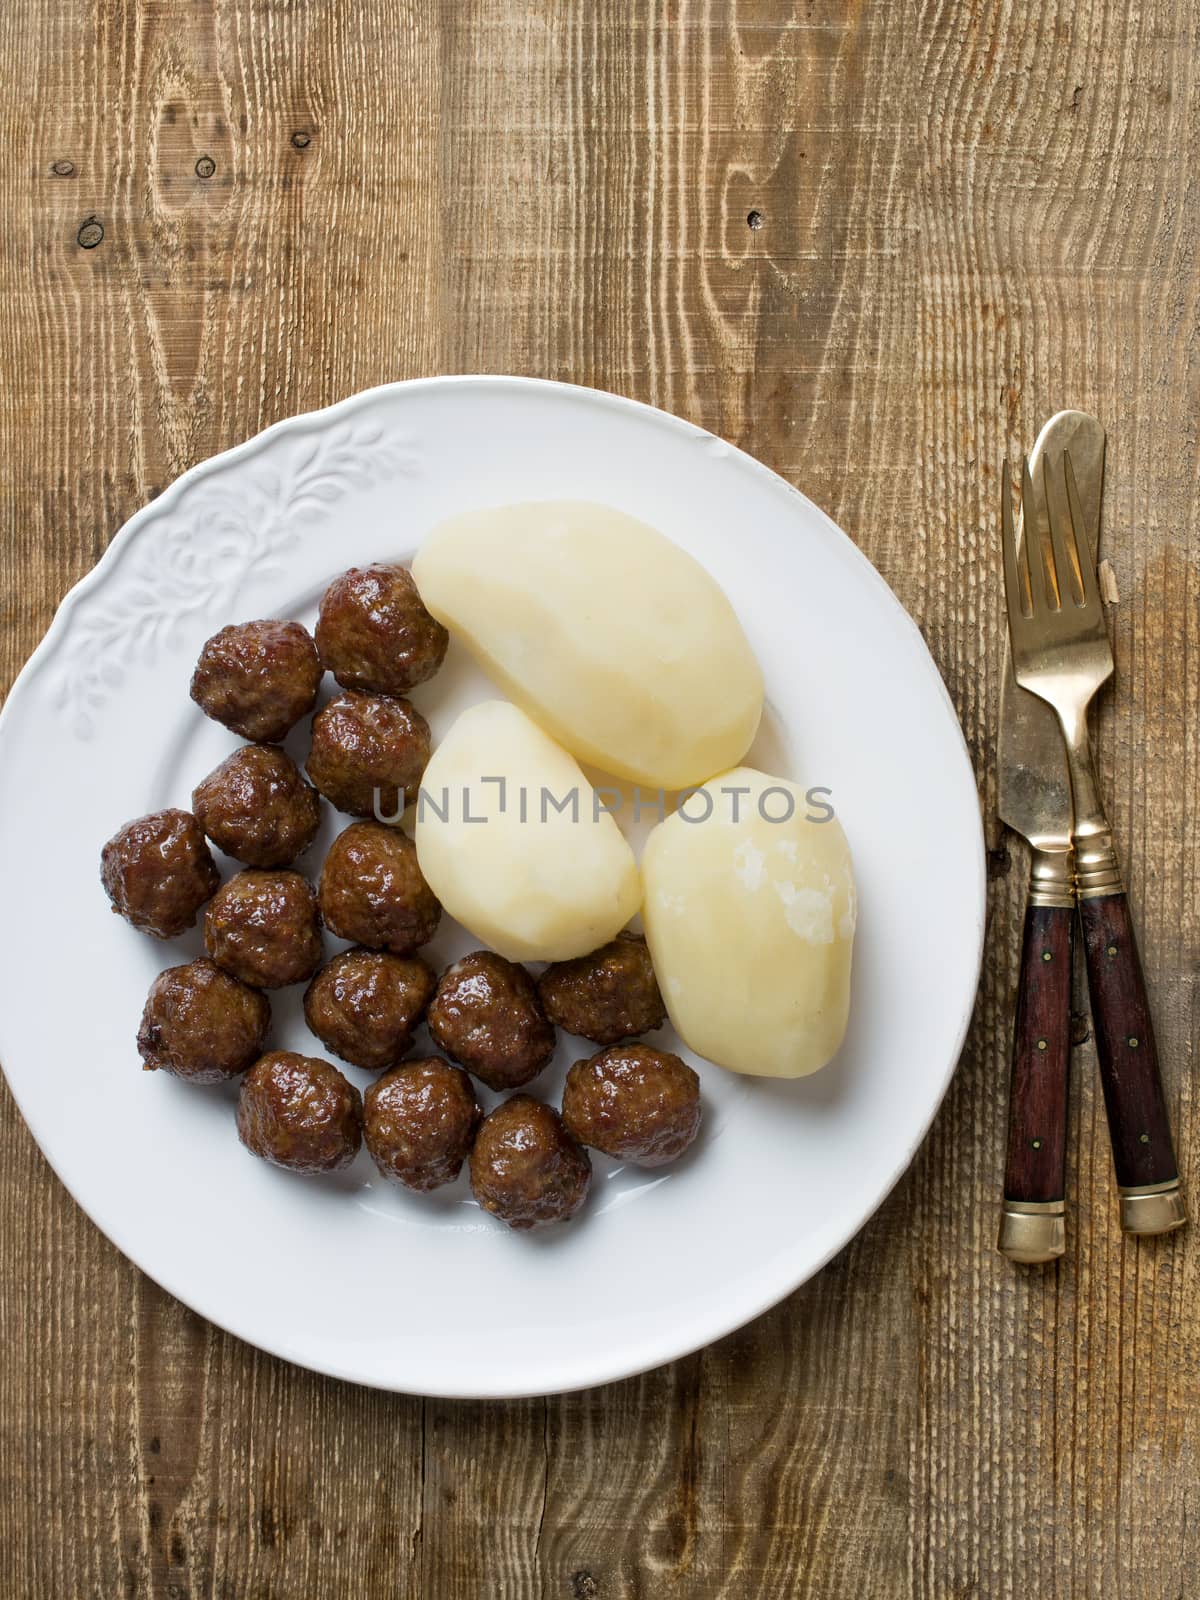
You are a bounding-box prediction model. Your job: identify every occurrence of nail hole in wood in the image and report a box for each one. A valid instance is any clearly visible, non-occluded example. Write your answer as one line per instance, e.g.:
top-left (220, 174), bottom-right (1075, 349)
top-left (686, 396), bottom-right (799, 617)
top-left (746, 209), bottom-right (764, 230)
top-left (195, 154), bottom-right (216, 179)
top-left (50, 159), bottom-right (75, 178)
top-left (76, 216), bottom-right (104, 249)
top-left (291, 130), bottom-right (312, 150)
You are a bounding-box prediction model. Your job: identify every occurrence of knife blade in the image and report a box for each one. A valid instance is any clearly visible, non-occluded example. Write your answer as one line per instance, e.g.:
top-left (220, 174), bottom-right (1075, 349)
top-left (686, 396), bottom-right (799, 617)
top-left (997, 410), bottom-right (1105, 1263)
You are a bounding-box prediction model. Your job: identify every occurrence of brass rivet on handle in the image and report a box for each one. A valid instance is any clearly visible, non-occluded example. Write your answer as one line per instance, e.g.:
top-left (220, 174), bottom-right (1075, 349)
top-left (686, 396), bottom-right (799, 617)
top-left (1036, 1037), bottom-right (1048, 1051)
top-left (1107, 943), bottom-right (1118, 957)
top-left (1128, 1036), bottom-right (1139, 1049)
top-left (1139, 1132), bottom-right (1150, 1144)
top-left (1042, 949), bottom-right (1053, 962)
top-left (1031, 1138), bottom-right (1043, 1150)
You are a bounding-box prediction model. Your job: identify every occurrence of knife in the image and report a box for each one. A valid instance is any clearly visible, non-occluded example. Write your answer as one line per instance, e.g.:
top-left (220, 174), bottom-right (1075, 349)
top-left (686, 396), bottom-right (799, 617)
top-left (997, 411), bottom-right (1105, 1262)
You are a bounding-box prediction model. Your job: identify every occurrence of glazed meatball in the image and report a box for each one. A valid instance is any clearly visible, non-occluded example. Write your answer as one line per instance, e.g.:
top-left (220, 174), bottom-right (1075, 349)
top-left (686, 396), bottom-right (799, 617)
top-left (204, 870), bottom-right (323, 988)
top-left (364, 1058), bottom-right (481, 1192)
top-left (306, 691), bottom-right (431, 821)
top-left (318, 822), bottom-right (440, 954)
top-left (137, 958), bottom-right (270, 1083)
top-left (315, 564), bottom-right (448, 695)
top-left (304, 948), bottom-right (436, 1072)
top-left (193, 744), bottom-right (322, 867)
top-left (469, 1097), bottom-right (590, 1230)
top-left (190, 619), bottom-right (321, 743)
top-left (427, 952), bottom-right (555, 1091)
top-left (562, 1045), bottom-right (701, 1168)
top-left (101, 809), bottom-right (219, 939)
top-left (237, 1051), bottom-right (362, 1174)
top-left (538, 932), bottom-right (666, 1046)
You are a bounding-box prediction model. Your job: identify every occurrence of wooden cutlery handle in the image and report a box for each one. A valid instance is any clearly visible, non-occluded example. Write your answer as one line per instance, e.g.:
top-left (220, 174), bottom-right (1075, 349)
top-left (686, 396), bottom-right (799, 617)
top-left (1078, 892), bottom-right (1186, 1234)
top-left (999, 895), bottom-right (1072, 1262)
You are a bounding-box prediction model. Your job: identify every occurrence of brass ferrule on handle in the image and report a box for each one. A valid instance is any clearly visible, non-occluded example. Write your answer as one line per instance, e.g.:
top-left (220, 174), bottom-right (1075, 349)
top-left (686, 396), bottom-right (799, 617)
top-left (1119, 1181), bottom-right (1187, 1236)
top-left (1072, 824), bottom-right (1125, 900)
top-left (999, 1200), bottom-right (1066, 1263)
top-left (1028, 845), bottom-right (1075, 909)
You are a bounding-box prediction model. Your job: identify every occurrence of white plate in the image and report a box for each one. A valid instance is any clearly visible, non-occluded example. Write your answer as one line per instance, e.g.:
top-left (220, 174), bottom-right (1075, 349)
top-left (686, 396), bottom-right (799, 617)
top-left (0, 377), bottom-right (984, 1397)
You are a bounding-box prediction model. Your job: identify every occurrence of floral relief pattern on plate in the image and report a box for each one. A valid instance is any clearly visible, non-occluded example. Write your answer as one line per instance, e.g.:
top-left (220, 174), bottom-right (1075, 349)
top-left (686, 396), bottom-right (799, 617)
top-left (51, 420), bottom-right (420, 739)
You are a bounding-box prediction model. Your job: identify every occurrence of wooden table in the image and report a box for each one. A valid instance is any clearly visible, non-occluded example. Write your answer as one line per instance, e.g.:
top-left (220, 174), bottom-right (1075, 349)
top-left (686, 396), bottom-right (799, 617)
top-left (2, 2), bottom-right (1196, 1595)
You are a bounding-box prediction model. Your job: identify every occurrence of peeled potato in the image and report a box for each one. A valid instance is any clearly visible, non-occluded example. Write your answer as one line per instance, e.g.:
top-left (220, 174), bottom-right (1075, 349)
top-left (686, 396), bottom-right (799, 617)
top-left (414, 700), bottom-right (641, 962)
top-left (412, 502), bottom-right (763, 789)
top-left (641, 768), bottom-right (855, 1077)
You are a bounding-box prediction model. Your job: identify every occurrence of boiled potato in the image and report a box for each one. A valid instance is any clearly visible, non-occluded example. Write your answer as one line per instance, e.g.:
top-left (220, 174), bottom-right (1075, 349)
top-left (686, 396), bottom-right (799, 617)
top-left (412, 502), bottom-right (763, 789)
top-left (414, 700), bottom-right (641, 962)
top-left (641, 767), bottom-right (855, 1077)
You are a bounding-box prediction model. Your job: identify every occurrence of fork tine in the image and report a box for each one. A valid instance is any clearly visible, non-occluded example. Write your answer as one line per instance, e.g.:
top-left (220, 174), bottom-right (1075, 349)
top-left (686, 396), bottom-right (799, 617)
top-left (1044, 452), bottom-right (1081, 608)
top-left (1001, 459), bottom-right (1029, 630)
top-left (1063, 450), bottom-right (1101, 610)
top-left (1022, 456), bottom-right (1053, 612)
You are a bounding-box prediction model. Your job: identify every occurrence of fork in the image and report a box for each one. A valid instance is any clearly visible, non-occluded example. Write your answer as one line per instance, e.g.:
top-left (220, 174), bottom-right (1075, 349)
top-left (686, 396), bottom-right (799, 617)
top-left (1001, 452), bottom-right (1186, 1236)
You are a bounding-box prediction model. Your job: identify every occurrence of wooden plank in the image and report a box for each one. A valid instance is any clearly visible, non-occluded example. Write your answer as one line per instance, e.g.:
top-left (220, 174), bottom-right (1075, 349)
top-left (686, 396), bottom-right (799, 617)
top-left (0, 0), bottom-right (1198, 1595)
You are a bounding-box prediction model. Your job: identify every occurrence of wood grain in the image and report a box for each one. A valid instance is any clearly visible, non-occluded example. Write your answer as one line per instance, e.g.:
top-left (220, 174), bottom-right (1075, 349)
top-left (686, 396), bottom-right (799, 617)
top-left (1079, 890), bottom-right (1180, 1193)
top-left (1004, 902), bottom-right (1073, 1208)
top-left (1, 0), bottom-right (1199, 1595)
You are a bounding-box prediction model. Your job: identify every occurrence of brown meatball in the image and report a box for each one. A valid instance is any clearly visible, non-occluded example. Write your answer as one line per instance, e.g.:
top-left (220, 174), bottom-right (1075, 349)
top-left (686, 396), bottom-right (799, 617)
top-left (318, 822), bottom-right (440, 955)
top-left (306, 691), bottom-right (431, 821)
top-left (537, 932), bottom-right (666, 1046)
top-left (562, 1045), bottom-right (701, 1168)
top-left (192, 744), bottom-right (322, 867)
top-left (304, 949), bottom-right (436, 1072)
top-left (138, 958), bottom-right (270, 1083)
top-left (190, 620), bottom-right (322, 743)
top-left (204, 870), bottom-right (323, 988)
top-left (315, 564), bottom-right (448, 695)
top-left (364, 1058), bottom-right (481, 1192)
top-left (470, 1096), bottom-right (590, 1230)
top-left (101, 809), bottom-right (220, 939)
top-left (427, 952), bottom-right (555, 1091)
top-left (237, 1051), bottom-right (362, 1174)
